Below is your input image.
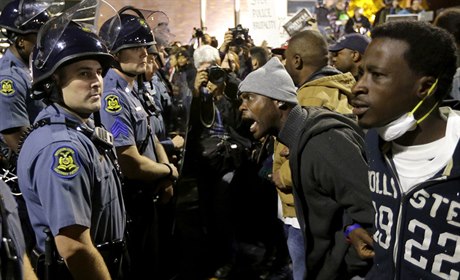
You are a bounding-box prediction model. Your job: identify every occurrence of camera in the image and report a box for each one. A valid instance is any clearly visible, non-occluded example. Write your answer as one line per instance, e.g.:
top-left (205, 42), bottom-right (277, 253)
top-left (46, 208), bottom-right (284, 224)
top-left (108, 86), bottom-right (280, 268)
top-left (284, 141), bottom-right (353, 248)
top-left (192, 27), bottom-right (205, 38)
top-left (207, 65), bottom-right (226, 85)
top-left (229, 24), bottom-right (249, 47)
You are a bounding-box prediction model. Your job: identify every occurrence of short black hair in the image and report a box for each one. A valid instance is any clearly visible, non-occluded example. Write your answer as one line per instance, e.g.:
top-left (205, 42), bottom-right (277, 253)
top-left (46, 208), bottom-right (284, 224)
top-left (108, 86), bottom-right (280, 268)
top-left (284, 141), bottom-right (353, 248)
top-left (249, 46), bottom-right (269, 67)
top-left (434, 7), bottom-right (460, 45)
top-left (372, 21), bottom-right (457, 100)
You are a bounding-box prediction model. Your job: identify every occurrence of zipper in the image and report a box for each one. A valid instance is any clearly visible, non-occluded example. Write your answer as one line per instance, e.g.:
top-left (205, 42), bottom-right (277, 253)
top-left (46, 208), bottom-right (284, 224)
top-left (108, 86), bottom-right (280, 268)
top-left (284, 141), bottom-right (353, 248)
top-left (384, 150), bottom-right (450, 279)
top-left (383, 153), bottom-right (403, 275)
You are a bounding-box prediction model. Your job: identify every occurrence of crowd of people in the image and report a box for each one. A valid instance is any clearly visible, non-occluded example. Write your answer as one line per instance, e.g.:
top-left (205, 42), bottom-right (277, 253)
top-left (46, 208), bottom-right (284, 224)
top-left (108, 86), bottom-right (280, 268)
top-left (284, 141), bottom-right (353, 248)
top-left (0, 0), bottom-right (459, 279)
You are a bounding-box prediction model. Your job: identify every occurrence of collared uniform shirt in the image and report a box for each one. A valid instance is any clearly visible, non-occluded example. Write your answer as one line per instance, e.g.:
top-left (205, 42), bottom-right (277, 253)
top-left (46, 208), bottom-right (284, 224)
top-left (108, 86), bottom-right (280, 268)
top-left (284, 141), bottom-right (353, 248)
top-left (0, 179), bottom-right (25, 280)
top-left (0, 49), bottom-right (44, 133)
top-left (100, 69), bottom-right (157, 161)
top-left (17, 104), bottom-right (126, 253)
top-left (143, 80), bottom-right (165, 139)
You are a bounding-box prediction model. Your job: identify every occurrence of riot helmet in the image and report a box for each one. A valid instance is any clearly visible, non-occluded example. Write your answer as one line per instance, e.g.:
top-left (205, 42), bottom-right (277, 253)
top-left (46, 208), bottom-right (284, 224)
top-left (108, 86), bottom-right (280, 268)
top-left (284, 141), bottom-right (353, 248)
top-left (143, 10), bottom-right (175, 49)
top-left (0, 0), bottom-right (55, 35)
top-left (99, 6), bottom-right (155, 54)
top-left (32, 0), bottom-right (117, 97)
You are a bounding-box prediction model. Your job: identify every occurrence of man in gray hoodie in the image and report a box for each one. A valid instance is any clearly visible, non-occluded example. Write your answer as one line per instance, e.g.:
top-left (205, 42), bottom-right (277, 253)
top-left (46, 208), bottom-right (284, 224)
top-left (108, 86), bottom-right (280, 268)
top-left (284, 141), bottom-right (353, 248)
top-left (238, 57), bottom-right (374, 280)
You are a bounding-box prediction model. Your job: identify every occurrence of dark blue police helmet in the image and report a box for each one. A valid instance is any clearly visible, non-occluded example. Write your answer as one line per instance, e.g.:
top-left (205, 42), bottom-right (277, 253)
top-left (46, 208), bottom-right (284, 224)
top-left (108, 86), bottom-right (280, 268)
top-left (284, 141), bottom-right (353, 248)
top-left (32, 20), bottom-right (113, 94)
top-left (0, 0), bottom-right (52, 35)
top-left (99, 6), bottom-right (155, 54)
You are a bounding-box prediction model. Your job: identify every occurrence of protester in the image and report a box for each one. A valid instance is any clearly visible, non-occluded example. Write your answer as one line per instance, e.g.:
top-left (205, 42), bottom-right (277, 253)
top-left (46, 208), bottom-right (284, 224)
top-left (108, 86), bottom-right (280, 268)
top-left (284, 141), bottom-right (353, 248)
top-left (273, 29), bottom-right (356, 279)
top-left (434, 7), bottom-right (460, 102)
top-left (270, 41), bottom-right (289, 64)
top-left (347, 21), bottom-right (458, 279)
top-left (239, 57), bottom-right (374, 280)
top-left (345, 6), bottom-right (372, 35)
top-left (373, 0), bottom-right (402, 27)
top-left (398, 0), bottom-right (424, 14)
top-left (329, 33), bottom-right (371, 80)
top-left (249, 46), bottom-right (270, 71)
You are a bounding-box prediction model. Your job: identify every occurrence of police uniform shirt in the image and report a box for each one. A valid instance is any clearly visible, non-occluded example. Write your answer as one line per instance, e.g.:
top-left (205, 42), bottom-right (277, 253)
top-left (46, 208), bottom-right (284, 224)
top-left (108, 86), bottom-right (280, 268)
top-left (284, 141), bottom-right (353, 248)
top-left (100, 69), bottom-right (157, 161)
top-left (144, 81), bottom-right (165, 138)
top-left (17, 105), bottom-right (126, 252)
top-left (0, 49), bottom-right (45, 133)
top-left (152, 72), bottom-right (172, 112)
top-left (0, 179), bottom-right (25, 279)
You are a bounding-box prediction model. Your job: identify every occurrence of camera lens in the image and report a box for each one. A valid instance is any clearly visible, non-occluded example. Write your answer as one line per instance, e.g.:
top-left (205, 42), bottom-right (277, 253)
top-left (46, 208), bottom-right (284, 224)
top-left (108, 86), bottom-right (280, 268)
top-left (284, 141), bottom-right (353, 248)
top-left (208, 66), bottom-right (226, 85)
top-left (234, 36), bottom-right (245, 46)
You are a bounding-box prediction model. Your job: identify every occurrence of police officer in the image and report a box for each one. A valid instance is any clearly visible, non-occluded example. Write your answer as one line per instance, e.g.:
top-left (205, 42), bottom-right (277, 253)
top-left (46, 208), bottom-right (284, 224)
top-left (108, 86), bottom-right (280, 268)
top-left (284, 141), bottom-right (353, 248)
top-left (0, 178), bottom-right (37, 280)
top-left (17, 7), bottom-right (126, 279)
top-left (99, 6), bottom-right (178, 278)
top-left (0, 0), bottom-right (52, 153)
top-left (143, 45), bottom-right (185, 157)
top-left (0, 0), bottom-right (54, 255)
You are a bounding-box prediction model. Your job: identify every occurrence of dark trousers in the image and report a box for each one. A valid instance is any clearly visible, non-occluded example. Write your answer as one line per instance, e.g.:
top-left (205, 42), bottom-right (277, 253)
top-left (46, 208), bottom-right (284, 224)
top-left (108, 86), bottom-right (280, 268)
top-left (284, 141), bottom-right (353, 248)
top-left (123, 186), bottom-right (159, 279)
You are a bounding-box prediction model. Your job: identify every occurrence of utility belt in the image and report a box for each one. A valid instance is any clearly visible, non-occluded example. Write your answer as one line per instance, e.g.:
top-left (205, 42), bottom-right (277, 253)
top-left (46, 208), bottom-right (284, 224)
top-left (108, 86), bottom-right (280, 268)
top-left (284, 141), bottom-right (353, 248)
top-left (30, 238), bottom-right (126, 280)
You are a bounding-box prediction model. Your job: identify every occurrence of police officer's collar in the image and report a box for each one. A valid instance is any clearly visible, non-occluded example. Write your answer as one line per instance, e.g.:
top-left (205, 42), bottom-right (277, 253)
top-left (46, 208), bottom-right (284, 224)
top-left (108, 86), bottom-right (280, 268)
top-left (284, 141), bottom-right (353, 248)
top-left (3, 48), bottom-right (28, 70)
top-left (52, 103), bottom-right (90, 125)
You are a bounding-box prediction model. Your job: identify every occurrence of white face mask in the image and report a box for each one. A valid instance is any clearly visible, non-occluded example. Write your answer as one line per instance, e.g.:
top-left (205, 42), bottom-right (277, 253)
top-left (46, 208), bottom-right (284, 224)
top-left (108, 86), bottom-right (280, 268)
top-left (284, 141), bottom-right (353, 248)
top-left (376, 79), bottom-right (439, 142)
top-left (375, 112), bottom-right (417, 141)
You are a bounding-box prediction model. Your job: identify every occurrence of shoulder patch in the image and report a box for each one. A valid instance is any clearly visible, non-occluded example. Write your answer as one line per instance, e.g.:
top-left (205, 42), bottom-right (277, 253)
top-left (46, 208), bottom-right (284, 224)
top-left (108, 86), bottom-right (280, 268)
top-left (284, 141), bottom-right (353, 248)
top-left (0, 79), bottom-right (15, 96)
top-left (105, 94), bottom-right (122, 113)
top-left (52, 146), bottom-right (81, 178)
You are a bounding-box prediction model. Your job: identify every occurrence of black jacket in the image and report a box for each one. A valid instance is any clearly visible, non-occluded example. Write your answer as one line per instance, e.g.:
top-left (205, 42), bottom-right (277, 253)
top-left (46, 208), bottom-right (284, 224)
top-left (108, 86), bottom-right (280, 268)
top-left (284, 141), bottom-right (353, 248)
top-left (279, 105), bottom-right (374, 280)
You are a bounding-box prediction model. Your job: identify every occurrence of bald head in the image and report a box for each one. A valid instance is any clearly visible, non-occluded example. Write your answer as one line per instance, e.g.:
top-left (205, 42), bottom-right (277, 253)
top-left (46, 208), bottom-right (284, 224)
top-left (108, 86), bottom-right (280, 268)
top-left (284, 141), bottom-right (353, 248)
top-left (289, 30), bottom-right (329, 69)
top-left (284, 30), bottom-right (329, 86)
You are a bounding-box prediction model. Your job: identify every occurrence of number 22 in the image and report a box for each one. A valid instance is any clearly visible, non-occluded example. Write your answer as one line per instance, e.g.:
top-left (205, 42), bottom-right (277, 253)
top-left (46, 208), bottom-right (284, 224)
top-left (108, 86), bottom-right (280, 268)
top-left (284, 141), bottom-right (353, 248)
top-left (404, 219), bottom-right (460, 280)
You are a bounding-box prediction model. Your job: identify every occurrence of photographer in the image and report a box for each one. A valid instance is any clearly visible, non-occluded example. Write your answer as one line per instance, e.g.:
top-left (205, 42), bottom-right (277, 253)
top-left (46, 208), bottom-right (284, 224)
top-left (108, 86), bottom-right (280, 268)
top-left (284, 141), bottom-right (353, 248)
top-left (178, 44), bottom-right (251, 278)
top-left (218, 25), bottom-right (253, 80)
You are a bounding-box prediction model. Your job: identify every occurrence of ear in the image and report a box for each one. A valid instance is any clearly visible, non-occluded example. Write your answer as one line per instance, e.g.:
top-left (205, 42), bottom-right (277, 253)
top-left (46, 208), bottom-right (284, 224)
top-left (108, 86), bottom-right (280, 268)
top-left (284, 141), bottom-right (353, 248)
top-left (274, 100), bottom-right (287, 109)
top-left (351, 51), bottom-right (361, 63)
top-left (294, 54), bottom-right (303, 70)
top-left (16, 36), bottom-right (25, 48)
top-left (416, 76), bottom-right (437, 99)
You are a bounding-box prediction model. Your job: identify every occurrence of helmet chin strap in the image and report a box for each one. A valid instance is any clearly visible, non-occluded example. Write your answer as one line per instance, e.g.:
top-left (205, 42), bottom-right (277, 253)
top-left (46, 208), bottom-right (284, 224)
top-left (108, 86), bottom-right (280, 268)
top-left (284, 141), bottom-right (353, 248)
top-left (112, 60), bottom-right (137, 78)
top-left (15, 36), bottom-right (31, 64)
top-left (45, 82), bottom-right (93, 121)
